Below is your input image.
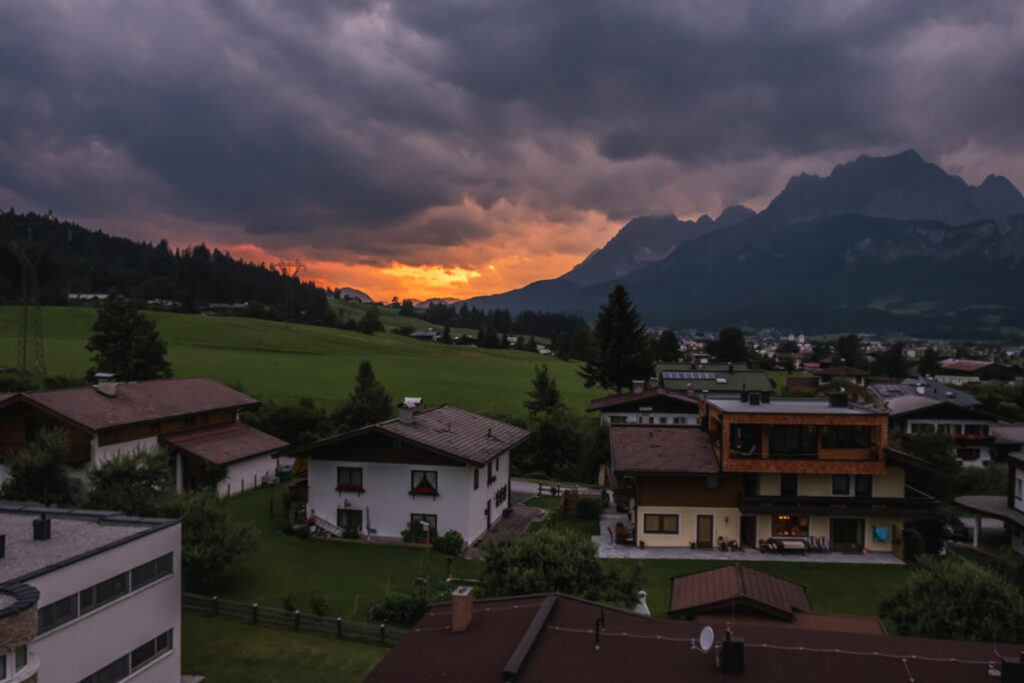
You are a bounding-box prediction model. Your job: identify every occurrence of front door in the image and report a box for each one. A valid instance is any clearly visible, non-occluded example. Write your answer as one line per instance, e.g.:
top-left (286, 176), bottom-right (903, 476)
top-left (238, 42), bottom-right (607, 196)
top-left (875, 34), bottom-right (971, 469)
top-left (830, 518), bottom-right (864, 552)
top-left (337, 509), bottom-right (363, 532)
top-left (696, 515), bottom-right (714, 548)
top-left (740, 516), bottom-right (757, 548)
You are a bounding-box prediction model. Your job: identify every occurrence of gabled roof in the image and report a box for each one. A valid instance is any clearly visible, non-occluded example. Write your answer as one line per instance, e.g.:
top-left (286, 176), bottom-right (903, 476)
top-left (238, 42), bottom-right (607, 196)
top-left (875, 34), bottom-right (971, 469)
top-left (3, 378), bottom-right (259, 432)
top-left (655, 363), bottom-right (774, 393)
top-left (0, 393), bottom-right (14, 404)
top-left (295, 405), bottom-right (531, 465)
top-left (991, 424), bottom-right (1024, 446)
top-left (610, 426), bottom-right (718, 475)
top-left (940, 360), bottom-right (993, 373)
top-left (366, 591), bottom-right (1021, 683)
top-left (586, 387), bottom-right (699, 412)
top-left (884, 395), bottom-right (1001, 421)
top-left (668, 565), bottom-right (811, 620)
top-left (869, 378), bottom-right (980, 408)
top-left (162, 422), bottom-right (288, 465)
top-left (808, 365), bottom-right (869, 377)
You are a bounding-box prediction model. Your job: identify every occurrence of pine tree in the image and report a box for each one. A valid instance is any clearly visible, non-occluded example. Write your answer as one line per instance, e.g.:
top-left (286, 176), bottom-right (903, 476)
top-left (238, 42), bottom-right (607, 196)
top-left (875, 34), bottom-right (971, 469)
top-left (579, 285), bottom-right (652, 392)
top-left (524, 365), bottom-right (565, 417)
top-left (339, 361), bottom-right (393, 429)
top-left (86, 295), bottom-right (172, 381)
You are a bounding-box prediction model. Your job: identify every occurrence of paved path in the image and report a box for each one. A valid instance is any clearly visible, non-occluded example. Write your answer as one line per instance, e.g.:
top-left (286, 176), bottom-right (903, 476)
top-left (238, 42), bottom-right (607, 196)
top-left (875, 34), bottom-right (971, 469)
top-left (464, 504), bottom-right (547, 559)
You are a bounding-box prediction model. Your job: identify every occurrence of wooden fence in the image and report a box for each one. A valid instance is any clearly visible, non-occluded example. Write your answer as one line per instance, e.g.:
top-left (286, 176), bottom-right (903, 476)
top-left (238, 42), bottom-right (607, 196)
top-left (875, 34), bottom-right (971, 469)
top-left (182, 593), bottom-right (408, 646)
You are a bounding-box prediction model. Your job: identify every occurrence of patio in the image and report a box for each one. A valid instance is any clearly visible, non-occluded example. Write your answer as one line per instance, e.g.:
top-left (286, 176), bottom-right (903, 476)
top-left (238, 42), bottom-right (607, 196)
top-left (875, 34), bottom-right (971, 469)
top-left (594, 512), bottom-right (903, 564)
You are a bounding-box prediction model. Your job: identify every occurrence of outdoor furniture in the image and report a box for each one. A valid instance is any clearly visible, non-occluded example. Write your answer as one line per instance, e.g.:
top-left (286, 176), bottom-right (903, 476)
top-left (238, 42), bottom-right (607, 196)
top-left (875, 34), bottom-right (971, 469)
top-left (778, 539), bottom-right (807, 554)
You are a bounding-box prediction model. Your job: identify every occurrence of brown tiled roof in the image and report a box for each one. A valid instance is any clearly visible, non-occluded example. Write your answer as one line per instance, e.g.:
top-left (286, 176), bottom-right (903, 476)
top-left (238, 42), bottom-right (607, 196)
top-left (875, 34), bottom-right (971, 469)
top-left (365, 592), bottom-right (1021, 683)
top-left (0, 393), bottom-right (14, 404)
top-left (587, 387), bottom-right (698, 412)
top-left (940, 360), bottom-right (991, 372)
top-left (295, 405), bottom-right (531, 465)
top-left (609, 426), bottom-right (718, 475)
top-left (162, 422), bottom-right (288, 465)
top-left (668, 565), bottom-right (811, 620)
top-left (14, 378), bottom-right (259, 432)
top-left (809, 365), bottom-right (869, 377)
top-left (698, 612), bottom-right (887, 635)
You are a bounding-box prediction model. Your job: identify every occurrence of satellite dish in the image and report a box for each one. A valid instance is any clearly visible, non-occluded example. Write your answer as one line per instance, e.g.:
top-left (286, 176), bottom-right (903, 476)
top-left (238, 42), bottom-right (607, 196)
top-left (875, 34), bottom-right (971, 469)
top-left (698, 626), bottom-right (715, 653)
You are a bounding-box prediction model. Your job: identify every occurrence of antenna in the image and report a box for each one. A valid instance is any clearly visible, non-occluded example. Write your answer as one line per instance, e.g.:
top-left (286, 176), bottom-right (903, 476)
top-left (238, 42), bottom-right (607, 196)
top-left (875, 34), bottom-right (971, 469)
top-left (698, 625), bottom-right (715, 653)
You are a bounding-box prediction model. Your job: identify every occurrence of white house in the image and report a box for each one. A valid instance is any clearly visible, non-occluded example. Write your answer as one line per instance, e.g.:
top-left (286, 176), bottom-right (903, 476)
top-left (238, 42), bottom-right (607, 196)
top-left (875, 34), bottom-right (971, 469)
top-left (0, 503), bottom-right (181, 682)
top-left (299, 404), bottom-right (531, 544)
top-left (0, 377), bottom-right (289, 496)
top-left (883, 394), bottom-right (1004, 467)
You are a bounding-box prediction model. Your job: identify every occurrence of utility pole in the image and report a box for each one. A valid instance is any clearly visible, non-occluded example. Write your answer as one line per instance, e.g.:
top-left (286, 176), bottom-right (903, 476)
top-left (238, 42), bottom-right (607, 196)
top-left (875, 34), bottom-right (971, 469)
top-left (11, 241), bottom-right (46, 376)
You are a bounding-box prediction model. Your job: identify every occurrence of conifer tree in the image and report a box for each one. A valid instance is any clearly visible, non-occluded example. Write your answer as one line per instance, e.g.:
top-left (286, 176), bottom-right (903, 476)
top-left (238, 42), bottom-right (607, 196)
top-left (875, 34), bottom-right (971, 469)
top-left (339, 361), bottom-right (393, 429)
top-left (579, 285), bottom-right (652, 392)
top-left (86, 295), bottom-right (172, 381)
top-left (524, 365), bottom-right (565, 417)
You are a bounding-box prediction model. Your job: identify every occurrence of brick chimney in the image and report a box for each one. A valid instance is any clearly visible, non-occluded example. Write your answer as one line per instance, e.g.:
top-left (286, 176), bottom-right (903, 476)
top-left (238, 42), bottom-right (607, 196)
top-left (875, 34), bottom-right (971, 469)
top-left (451, 586), bottom-right (474, 632)
top-left (631, 379), bottom-right (645, 394)
top-left (94, 372), bottom-right (117, 397)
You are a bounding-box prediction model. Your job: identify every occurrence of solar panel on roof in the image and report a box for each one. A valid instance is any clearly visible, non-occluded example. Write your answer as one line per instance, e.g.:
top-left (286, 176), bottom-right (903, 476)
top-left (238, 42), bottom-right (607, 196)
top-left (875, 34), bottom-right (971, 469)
top-left (662, 371), bottom-right (716, 380)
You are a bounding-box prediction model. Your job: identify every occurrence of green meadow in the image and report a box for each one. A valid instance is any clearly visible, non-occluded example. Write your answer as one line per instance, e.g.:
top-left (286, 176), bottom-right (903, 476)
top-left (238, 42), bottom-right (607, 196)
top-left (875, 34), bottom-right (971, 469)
top-left (0, 306), bottom-right (601, 418)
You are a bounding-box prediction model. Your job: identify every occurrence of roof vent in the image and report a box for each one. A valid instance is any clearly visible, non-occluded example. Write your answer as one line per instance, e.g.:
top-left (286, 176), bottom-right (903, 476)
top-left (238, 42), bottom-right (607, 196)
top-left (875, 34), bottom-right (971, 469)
top-left (915, 383), bottom-right (926, 395)
top-left (33, 512), bottom-right (52, 542)
top-left (94, 372), bottom-right (117, 397)
top-left (721, 631), bottom-right (744, 674)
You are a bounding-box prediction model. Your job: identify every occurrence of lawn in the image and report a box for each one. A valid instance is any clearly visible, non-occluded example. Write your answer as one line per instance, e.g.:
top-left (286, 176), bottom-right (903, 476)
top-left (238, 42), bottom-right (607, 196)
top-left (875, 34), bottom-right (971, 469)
top-left (181, 611), bottom-right (390, 683)
top-left (214, 485), bottom-right (484, 619)
top-left (0, 306), bottom-right (602, 419)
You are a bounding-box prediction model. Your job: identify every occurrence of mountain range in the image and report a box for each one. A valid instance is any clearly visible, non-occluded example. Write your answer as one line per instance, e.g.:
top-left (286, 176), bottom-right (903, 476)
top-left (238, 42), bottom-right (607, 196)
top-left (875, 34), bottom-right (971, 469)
top-left (465, 150), bottom-right (1024, 337)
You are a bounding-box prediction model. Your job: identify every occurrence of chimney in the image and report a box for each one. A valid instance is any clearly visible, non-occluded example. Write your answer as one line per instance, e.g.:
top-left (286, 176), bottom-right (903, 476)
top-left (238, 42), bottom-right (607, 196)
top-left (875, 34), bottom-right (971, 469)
top-left (915, 383), bottom-right (925, 395)
top-left (728, 362), bottom-right (734, 373)
top-left (399, 397), bottom-right (422, 425)
top-left (828, 392), bottom-right (849, 408)
top-left (721, 631), bottom-right (745, 674)
top-left (451, 586), bottom-right (474, 632)
top-left (632, 379), bottom-right (645, 394)
top-left (1002, 653), bottom-right (1024, 683)
top-left (94, 372), bottom-right (117, 397)
top-left (33, 512), bottom-right (52, 541)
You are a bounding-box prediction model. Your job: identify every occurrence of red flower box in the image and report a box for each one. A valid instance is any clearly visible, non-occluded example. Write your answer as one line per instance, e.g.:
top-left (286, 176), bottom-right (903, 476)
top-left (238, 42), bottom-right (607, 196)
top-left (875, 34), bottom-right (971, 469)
top-left (336, 483), bottom-right (364, 493)
top-left (410, 486), bottom-right (438, 496)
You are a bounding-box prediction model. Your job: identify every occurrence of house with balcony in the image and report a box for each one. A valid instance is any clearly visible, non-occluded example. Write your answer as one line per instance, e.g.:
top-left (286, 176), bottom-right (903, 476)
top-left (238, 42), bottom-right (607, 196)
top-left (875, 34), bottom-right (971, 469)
top-left (296, 404), bottom-right (530, 544)
top-left (0, 377), bottom-right (289, 496)
top-left (587, 382), bottom-right (701, 427)
top-left (611, 393), bottom-right (936, 556)
top-left (955, 449), bottom-right (1024, 557)
top-left (881, 394), bottom-right (1004, 467)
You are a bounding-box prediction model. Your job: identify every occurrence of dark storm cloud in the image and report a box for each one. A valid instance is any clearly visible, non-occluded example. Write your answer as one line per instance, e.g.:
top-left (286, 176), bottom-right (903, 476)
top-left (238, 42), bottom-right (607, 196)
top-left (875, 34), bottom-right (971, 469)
top-left (1, 0), bottom-right (1023, 258)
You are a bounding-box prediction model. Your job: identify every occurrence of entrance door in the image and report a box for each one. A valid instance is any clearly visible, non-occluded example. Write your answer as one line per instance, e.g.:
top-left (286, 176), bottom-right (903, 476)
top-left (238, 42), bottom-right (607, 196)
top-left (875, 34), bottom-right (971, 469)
top-left (740, 516), bottom-right (757, 548)
top-left (337, 509), bottom-right (363, 532)
top-left (830, 518), bottom-right (864, 553)
top-left (696, 515), bottom-right (714, 548)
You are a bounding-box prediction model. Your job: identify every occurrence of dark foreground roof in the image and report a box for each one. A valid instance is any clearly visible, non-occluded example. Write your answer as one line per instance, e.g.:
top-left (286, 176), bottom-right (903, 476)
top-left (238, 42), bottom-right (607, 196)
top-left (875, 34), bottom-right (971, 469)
top-left (295, 405), bottom-right (531, 465)
top-left (162, 422), bottom-right (288, 465)
top-left (5, 378), bottom-right (259, 431)
top-left (610, 426), bottom-right (718, 475)
top-left (668, 565), bottom-right (810, 620)
top-left (365, 592), bottom-right (1021, 683)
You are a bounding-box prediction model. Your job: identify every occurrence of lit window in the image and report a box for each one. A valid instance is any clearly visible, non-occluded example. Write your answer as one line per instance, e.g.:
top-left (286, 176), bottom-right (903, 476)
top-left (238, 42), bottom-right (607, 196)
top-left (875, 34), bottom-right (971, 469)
top-left (771, 515), bottom-right (808, 537)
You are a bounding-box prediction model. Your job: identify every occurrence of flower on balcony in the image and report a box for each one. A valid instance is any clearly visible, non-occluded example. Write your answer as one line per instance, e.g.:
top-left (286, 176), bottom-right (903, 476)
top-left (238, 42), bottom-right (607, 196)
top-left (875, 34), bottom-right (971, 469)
top-left (410, 485), bottom-right (438, 496)
top-left (336, 483), bottom-right (364, 493)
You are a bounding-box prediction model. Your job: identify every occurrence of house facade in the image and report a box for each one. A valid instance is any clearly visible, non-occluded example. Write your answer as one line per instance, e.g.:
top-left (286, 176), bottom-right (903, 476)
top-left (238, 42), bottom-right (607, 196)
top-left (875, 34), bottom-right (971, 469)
top-left (587, 384), bottom-right (701, 427)
top-left (298, 405), bottom-right (530, 543)
top-left (0, 504), bottom-right (181, 683)
top-left (0, 377), bottom-right (288, 496)
top-left (613, 394), bottom-right (935, 555)
top-left (955, 450), bottom-right (1024, 557)
top-left (883, 395), bottom-right (1003, 467)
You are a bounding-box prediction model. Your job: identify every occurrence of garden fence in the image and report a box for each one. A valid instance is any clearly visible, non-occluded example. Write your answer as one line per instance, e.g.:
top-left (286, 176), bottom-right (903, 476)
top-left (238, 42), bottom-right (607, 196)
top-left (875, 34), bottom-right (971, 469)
top-left (182, 593), bottom-right (408, 646)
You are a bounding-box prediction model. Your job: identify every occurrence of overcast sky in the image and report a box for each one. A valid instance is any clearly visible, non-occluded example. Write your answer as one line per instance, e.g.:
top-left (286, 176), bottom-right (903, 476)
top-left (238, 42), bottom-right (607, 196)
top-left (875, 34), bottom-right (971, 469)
top-left (2, 0), bottom-right (1023, 298)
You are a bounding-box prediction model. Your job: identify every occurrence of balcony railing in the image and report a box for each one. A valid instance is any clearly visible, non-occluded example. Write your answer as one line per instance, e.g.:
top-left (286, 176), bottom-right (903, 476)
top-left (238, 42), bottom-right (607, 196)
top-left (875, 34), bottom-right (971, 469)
top-left (736, 486), bottom-right (937, 516)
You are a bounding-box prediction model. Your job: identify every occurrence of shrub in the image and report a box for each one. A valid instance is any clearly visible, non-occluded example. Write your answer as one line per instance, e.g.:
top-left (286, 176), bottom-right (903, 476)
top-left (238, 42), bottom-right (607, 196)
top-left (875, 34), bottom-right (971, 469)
top-left (309, 594), bottom-right (329, 616)
top-left (282, 594), bottom-right (298, 612)
top-left (432, 530), bottom-right (464, 556)
top-left (401, 519), bottom-right (427, 543)
top-left (902, 527), bottom-right (925, 563)
top-left (294, 525), bottom-right (311, 540)
top-left (367, 592), bottom-right (429, 625)
top-left (574, 496), bottom-right (604, 520)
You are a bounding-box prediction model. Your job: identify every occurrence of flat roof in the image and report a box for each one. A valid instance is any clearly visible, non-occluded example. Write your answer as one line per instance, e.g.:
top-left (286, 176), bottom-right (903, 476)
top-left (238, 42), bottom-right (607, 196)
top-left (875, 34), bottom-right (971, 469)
top-left (707, 397), bottom-right (883, 416)
top-left (0, 504), bottom-right (178, 584)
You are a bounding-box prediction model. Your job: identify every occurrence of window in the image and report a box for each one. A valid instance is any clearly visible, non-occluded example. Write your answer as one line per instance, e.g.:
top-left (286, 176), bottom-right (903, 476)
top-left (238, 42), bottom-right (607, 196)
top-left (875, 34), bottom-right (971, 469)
top-left (15, 645), bottom-right (26, 670)
top-left (937, 423), bottom-right (958, 436)
top-left (854, 475), bottom-right (873, 498)
top-left (487, 460), bottom-right (495, 485)
top-left (832, 475), bottom-right (850, 496)
top-left (80, 572), bottom-right (129, 614)
top-left (410, 513), bottom-right (437, 534)
top-left (771, 515), bottom-right (808, 537)
top-left (730, 424), bottom-right (762, 456)
top-left (149, 421), bottom-right (161, 435)
top-left (494, 455), bottom-right (499, 472)
top-left (0, 655), bottom-right (5, 676)
top-left (336, 509), bottom-right (363, 531)
top-left (643, 514), bottom-right (679, 534)
top-left (473, 467), bottom-right (480, 490)
top-left (1016, 477), bottom-right (1022, 501)
top-left (770, 425), bottom-right (817, 455)
top-left (910, 423), bottom-right (935, 434)
top-left (658, 417), bottom-right (668, 424)
top-left (38, 594), bottom-right (78, 633)
top-left (956, 448), bottom-right (981, 461)
top-left (673, 417), bottom-right (686, 425)
top-left (78, 655), bottom-right (129, 683)
top-left (410, 470), bottom-right (438, 495)
top-left (336, 467), bottom-right (364, 492)
top-left (79, 629), bottom-right (172, 683)
top-left (822, 426), bottom-right (871, 449)
top-left (131, 553), bottom-right (173, 590)
top-left (608, 415), bottom-right (627, 424)
top-left (780, 474), bottom-right (798, 497)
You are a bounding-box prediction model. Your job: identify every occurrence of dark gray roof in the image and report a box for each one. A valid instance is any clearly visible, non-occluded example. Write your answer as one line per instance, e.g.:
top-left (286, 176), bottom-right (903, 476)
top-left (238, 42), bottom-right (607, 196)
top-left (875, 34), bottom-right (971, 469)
top-left (991, 424), bottom-right (1024, 446)
top-left (656, 363), bottom-right (774, 393)
top-left (869, 378), bottom-right (980, 408)
top-left (707, 397), bottom-right (883, 415)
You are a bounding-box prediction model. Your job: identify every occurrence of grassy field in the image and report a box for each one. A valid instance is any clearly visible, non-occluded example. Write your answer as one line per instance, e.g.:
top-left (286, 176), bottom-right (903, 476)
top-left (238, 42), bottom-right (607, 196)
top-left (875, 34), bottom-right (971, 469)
top-left (214, 485), bottom-right (483, 618)
top-left (182, 611), bottom-right (390, 683)
top-left (218, 487), bottom-right (909, 624)
top-left (0, 306), bottom-right (602, 419)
